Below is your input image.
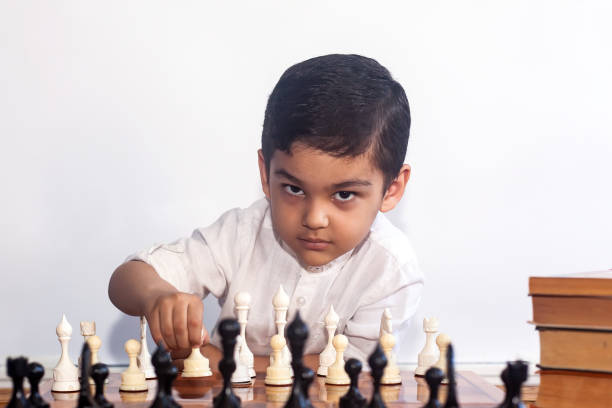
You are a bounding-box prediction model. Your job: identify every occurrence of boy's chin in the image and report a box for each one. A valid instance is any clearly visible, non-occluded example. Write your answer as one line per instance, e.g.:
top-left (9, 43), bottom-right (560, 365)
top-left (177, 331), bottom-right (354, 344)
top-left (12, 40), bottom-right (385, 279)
top-left (296, 251), bottom-right (337, 267)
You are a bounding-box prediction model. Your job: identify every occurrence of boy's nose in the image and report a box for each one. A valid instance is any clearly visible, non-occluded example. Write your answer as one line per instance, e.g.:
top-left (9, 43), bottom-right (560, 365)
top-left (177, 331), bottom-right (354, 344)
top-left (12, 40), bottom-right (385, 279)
top-left (302, 201), bottom-right (329, 230)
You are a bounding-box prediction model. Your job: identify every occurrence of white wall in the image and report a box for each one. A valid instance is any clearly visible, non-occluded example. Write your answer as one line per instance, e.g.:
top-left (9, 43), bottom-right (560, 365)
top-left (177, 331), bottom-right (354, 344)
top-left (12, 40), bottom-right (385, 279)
top-left (1, 1), bottom-right (611, 366)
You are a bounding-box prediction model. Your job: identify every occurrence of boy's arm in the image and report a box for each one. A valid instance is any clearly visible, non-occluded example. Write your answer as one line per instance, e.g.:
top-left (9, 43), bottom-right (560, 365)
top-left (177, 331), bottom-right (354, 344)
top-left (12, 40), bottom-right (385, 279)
top-left (108, 260), bottom-right (207, 350)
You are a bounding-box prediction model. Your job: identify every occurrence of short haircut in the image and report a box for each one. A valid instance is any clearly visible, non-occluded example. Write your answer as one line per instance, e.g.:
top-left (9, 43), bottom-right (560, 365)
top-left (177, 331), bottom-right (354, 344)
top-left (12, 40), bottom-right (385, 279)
top-left (261, 54), bottom-right (411, 190)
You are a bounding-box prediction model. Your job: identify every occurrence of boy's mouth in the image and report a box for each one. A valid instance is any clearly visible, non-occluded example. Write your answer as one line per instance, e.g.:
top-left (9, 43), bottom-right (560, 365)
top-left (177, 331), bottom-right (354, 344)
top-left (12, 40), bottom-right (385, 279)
top-left (298, 237), bottom-right (331, 250)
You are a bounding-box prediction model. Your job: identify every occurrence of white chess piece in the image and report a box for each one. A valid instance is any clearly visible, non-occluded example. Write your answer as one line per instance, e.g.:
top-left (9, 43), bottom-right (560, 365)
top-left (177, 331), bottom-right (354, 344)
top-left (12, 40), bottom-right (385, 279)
top-left (434, 333), bottom-right (451, 384)
top-left (137, 316), bottom-right (156, 379)
top-left (380, 332), bottom-right (402, 385)
top-left (265, 335), bottom-right (292, 385)
top-left (235, 291), bottom-right (255, 377)
top-left (325, 334), bottom-right (350, 385)
top-left (120, 339), bottom-right (148, 391)
top-left (183, 327), bottom-right (212, 378)
top-left (78, 321), bottom-right (96, 377)
top-left (415, 317), bottom-right (439, 376)
top-left (271, 285), bottom-right (292, 373)
top-left (231, 335), bottom-right (252, 384)
top-left (379, 308), bottom-right (392, 337)
top-left (86, 335), bottom-right (103, 385)
top-left (317, 304), bottom-right (339, 376)
top-left (52, 314), bottom-right (79, 392)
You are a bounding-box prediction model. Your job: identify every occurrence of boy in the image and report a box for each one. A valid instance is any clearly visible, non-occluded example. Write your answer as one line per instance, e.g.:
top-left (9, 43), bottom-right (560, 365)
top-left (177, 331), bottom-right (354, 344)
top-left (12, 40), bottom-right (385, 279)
top-left (108, 54), bottom-right (423, 368)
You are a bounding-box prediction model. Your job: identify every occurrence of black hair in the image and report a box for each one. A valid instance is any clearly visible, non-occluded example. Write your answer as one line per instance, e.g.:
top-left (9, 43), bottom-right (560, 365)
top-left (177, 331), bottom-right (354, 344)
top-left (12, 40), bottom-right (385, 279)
top-left (261, 54), bottom-right (411, 191)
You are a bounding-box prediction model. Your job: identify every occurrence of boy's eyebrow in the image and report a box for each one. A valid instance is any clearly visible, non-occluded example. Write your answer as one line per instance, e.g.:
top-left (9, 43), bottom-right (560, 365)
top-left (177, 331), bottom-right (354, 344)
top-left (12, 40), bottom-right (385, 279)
top-left (274, 169), bottom-right (373, 189)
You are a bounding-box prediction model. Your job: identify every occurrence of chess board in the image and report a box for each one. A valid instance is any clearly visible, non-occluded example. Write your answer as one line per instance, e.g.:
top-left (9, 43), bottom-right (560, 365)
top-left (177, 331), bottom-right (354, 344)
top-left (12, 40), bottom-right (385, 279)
top-left (39, 371), bottom-right (504, 407)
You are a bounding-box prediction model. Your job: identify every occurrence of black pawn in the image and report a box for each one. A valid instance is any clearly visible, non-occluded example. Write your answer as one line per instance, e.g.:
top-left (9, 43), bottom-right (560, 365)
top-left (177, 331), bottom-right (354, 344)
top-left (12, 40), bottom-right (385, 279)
top-left (213, 318), bottom-right (241, 408)
top-left (6, 357), bottom-right (29, 408)
top-left (367, 343), bottom-right (387, 408)
top-left (150, 342), bottom-right (180, 408)
top-left (27, 362), bottom-right (49, 408)
top-left (90, 363), bottom-right (113, 408)
top-left (442, 344), bottom-right (459, 408)
top-left (283, 311), bottom-right (312, 408)
top-left (76, 342), bottom-right (98, 408)
top-left (339, 358), bottom-right (366, 408)
top-left (497, 361), bottom-right (528, 408)
top-left (422, 367), bottom-right (443, 408)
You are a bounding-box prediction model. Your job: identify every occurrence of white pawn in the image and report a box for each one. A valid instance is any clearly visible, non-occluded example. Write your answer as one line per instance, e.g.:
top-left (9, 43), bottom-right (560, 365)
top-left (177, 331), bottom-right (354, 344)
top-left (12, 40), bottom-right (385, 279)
top-left (78, 321), bottom-right (96, 377)
top-left (380, 332), bottom-right (402, 385)
top-left (434, 333), bottom-right (451, 384)
top-left (235, 291), bottom-right (255, 377)
top-left (137, 316), bottom-right (156, 379)
top-left (119, 339), bottom-right (148, 391)
top-left (231, 335), bottom-right (251, 384)
top-left (183, 328), bottom-right (212, 378)
top-left (86, 335), bottom-right (104, 385)
top-left (271, 285), bottom-right (292, 373)
top-left (317, 304), bottom-right (339, 376)
top-left (52, 314), bottom-right (79, 392)
top-left (325, 334), bottom-right (350, 385)
top-left (415, 317), bottom-right (439, 376)
top-left (265, 335), bottom-right (292, 386)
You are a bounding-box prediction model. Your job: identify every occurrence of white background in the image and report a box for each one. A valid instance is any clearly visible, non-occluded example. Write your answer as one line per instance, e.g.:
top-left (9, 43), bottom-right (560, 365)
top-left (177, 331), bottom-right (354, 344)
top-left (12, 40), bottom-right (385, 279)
top-left (1, 1), bottom-right (611, 366)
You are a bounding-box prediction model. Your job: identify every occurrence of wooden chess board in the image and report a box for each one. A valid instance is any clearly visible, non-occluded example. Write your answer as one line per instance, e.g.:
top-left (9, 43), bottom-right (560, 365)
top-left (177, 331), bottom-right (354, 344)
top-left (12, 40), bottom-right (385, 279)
top-left (39, 371), bottom-right (504, 407)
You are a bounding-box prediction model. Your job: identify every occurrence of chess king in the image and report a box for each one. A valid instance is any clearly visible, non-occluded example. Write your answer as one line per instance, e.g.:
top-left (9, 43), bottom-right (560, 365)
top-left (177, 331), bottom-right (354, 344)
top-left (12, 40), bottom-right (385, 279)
top-left (108, 54), bottom-right (424, 366)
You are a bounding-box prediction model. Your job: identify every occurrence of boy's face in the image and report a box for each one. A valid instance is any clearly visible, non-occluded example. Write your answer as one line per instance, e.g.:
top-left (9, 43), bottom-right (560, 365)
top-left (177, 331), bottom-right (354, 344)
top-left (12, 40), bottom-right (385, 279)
top-left (258, 143), bottom-right (409, 267)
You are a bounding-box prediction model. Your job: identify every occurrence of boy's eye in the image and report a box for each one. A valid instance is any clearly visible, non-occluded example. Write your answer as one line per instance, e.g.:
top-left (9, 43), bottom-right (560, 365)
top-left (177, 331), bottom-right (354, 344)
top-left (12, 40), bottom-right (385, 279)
top-left (283, 184), bottom-right (304, 196)
top-left (334, 191), bottom-right (355, 202)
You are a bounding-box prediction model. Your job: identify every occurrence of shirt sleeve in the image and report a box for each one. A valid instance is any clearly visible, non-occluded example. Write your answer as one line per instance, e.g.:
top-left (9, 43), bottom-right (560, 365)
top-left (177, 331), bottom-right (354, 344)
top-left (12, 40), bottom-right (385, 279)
top-left (125, 208), bottom-right (243, 299)
top-left (342, 262), bottom-right (424, 364)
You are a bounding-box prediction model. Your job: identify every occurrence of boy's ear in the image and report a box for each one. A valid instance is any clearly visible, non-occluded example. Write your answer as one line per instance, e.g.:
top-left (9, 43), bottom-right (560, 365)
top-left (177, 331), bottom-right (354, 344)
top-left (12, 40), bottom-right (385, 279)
top-left (258, 149), bottom-right (271, 199)
top-left (380, 164), bottom-right (411, 213)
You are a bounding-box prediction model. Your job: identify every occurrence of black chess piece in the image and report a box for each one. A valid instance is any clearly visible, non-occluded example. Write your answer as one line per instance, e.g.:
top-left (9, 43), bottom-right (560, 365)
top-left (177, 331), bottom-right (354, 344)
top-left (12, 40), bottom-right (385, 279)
top-left (90, 363), bottom-right (113, 408)
top-left (300, 367), bottom-right (315, 408)
top-left (150, 342), bottom-right (181, 408)
top-left (422, 367), bottom-right (443, 408)
top-left (442, 344), bottom-right (459, 408)
top-left (6, 357), bottom-right (29, 408)
top-left (283, 311), bottom-right (313, 408)
top-left (497, 361), bottom-right (528, 408)
top-left (27, 362), bottom-right (49, 408)
top-left (76, 342), bottom-right (99, 408)
top-left (367, 343), bottom-right (387, 408)
top-left (213, 318), bottom-right (242, 408)
top-left (339, 358), bottom-right (366, 408)
top-left (498, 366), bottom-right (510, 408)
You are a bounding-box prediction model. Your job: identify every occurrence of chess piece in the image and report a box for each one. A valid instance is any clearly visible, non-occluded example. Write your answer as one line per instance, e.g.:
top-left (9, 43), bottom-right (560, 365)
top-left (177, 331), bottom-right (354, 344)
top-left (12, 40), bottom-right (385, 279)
top-left (283, 311), bottom-right (313, 408)
top-left (150, 342), bottom-right (180, 408)
top-left (27, 362), bottom-right (50, 408)
top-left (76, 342), bottom-right (97, 408)
top-left (119, 339), bottom-right (147, 392)
top-left (234, 291), bottom-right (256, 377)
top-left (497, 360), bottom-right (528, 408)
top-left (137, 316), bottom-right (156, 379)
top-left (91, 363), bottom-right (113, 408)
top-left (213, 318), bottom-right (241, 408)
top-left (6, 357), bottom-right (29, 408)
top-left (231, 335), bottom-right (251, 384)
top-left (300, 368), bottom-right (315, 403)
top-left (87, 335), bottom-right (104, 385)
top-left (415, 317), bottom-right (439, 376)
top-left (379, 308), bottom-right (392, 337)
top-left (380, 332), bottom-right (401, 385)
top-left (272, 285), bottom-right (292, 372)
top-left (422, 367), bottom-right (443, 408)
top-left (433, 333), bottom-right (451, 384)
top-left (182, 345), bottom-right (212, 378)
top-left (367, 343), bottom-right (388, 408)
top-left (52, 314), bottom-right (79, 392)
top-left (317, 304), bottom-right (338, 376)
top-left (79, 321), bottom-right (96, 377)
top-left (325, 335), bottom-right (350, 385)
top-left (442, 344), bottom-right (459, 408)
top-left (339, 359), bottom-right (366, 408)
top-left (265, 334), bottom-right (292, 385)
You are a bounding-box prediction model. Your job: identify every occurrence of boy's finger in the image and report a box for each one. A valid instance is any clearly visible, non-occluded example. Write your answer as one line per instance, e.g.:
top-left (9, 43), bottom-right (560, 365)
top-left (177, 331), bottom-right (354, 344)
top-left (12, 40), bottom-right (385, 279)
top-left (159, 304), bottom-right (178, 350)
top-left (187, 302), bottom-right (204, 347)
top-left (147, 312), bottom-right (163, 347)
top-left (173, 302), bottom-right (190, 350)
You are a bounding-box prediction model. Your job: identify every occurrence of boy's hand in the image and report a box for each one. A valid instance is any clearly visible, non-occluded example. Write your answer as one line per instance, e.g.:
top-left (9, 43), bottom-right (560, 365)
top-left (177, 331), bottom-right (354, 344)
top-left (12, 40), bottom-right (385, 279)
top-left (144, 292), bottom-right (208, 350)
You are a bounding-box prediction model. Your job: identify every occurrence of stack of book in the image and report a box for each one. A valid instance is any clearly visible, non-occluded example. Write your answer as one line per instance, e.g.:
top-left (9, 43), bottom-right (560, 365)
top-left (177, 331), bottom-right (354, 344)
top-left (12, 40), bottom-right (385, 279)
top-left (530, 270), bottom-right (612, 408)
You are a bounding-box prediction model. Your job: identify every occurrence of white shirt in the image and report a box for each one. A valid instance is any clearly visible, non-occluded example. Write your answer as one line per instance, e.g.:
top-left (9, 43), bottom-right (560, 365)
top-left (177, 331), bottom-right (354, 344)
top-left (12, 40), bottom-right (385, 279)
top-left (127, 198), bottom-right (424, 362)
